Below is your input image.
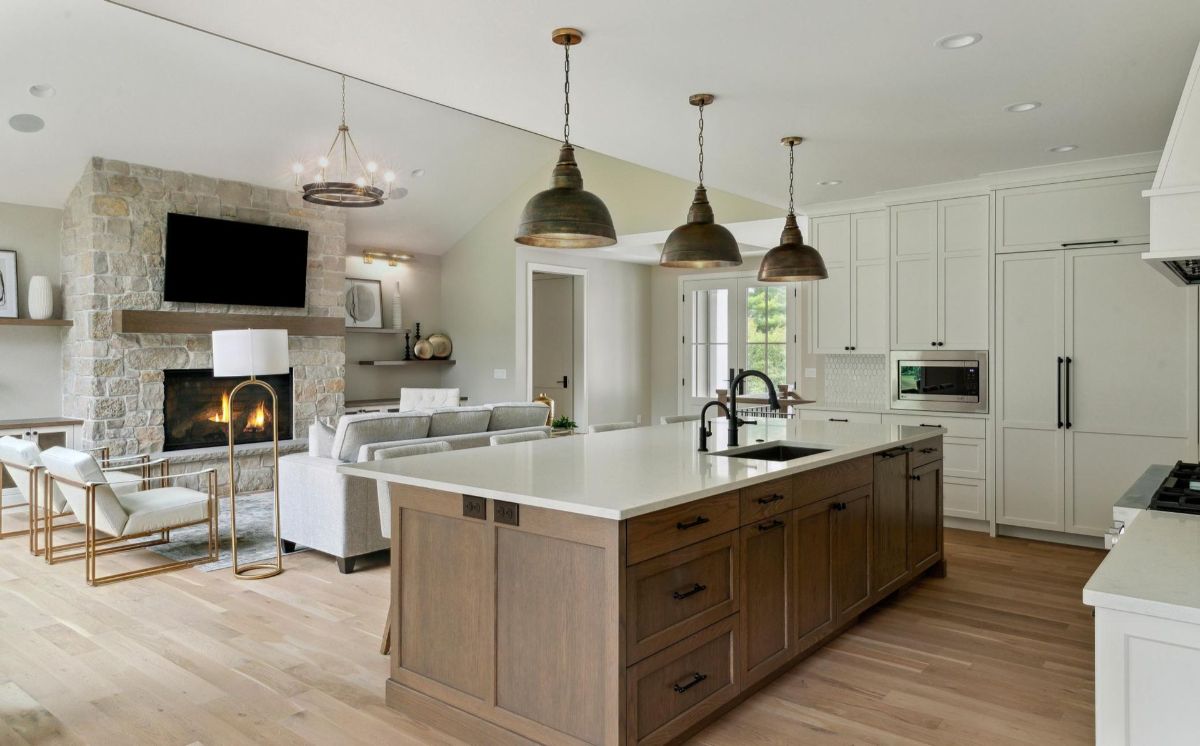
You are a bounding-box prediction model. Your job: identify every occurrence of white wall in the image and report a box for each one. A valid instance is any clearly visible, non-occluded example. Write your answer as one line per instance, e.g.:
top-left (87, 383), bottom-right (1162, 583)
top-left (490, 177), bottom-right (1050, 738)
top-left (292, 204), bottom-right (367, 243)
top-left (0, 201), bottom-right (65, 419)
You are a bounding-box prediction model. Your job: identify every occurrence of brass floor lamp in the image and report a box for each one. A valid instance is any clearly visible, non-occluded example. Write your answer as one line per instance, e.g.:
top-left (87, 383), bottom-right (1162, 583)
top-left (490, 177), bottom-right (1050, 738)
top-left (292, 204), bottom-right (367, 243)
top-left (212, 329), bottom-right (287, 580)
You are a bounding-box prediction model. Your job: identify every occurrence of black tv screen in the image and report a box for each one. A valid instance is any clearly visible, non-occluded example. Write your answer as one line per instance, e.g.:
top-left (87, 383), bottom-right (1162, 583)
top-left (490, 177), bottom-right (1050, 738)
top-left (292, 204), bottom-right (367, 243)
top-left (163, 213), bottom-right (309, 308)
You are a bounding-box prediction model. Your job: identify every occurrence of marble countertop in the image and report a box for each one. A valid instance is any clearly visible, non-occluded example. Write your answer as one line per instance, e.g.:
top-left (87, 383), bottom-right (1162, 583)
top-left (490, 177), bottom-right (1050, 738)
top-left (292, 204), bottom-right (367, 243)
top-left (338, 418), bottom-right (940, 520)
top-left (1084, 509), bottom-right (1200, 625)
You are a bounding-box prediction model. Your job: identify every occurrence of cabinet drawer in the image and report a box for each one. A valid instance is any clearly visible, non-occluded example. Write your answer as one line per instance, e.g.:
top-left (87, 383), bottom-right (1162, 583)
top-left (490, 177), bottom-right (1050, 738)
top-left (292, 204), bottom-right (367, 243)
top-left (996, 173), bottom-right (1151, 253)
top-left (909, 437), bottom-right (944, 469)
top-left (793, 456), bottom-right (873, 509)
top-left (944, 477), bottom-right (986, 520)
top-left (627, 615), bottom-right (739, 746)
top-left (627, 533), bottom-right (738, 663)
top-left (798, 409), bottom-right (883, 424)
top-left (881, 412), bottom-right (985, 439)
top-left (944, 436), bottom-right (985, 479)
top-left (739, 477), bottom-right (794, 525)
top-left (627, 491), bottom-right (740, 565)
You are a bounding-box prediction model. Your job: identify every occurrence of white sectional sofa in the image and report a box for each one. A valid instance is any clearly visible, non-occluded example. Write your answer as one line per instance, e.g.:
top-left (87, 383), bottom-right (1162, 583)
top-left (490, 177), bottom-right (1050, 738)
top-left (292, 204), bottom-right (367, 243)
top-left (278, 402), bottom-right (550, 572)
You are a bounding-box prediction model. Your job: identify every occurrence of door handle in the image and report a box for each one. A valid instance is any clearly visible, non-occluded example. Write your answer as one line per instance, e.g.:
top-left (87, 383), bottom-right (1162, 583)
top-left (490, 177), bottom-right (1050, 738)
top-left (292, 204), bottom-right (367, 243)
top-left (1056, 357), bottom-right (1064, 429)
top-left (558, 375), bottom-right (569, 388)
top-left (1064, 357), bottom-right (1072, 429)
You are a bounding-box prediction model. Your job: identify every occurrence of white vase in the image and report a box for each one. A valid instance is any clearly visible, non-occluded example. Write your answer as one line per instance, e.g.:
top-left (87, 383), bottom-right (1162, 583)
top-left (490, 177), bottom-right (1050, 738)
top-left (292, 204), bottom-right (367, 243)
top-left (27, 275), bottom-right (52, 320)
top-left (391, 281), bottom-right (403, 330)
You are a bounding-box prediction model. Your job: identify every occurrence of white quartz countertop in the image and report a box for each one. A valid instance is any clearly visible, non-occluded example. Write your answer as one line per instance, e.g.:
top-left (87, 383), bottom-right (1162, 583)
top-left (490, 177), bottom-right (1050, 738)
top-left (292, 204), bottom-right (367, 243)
top-left (1083, 510), bottom-right (1200, 625)
top-left (338, 419), bottom-right (939, 520)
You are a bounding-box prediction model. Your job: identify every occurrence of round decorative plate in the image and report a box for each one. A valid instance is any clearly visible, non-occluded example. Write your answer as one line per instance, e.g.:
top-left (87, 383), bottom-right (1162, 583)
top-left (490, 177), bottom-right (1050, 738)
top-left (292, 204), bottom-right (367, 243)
top-left (427, 333), bottom-right (453, 359)
top-left (413, 339), bottom-right (434, 360)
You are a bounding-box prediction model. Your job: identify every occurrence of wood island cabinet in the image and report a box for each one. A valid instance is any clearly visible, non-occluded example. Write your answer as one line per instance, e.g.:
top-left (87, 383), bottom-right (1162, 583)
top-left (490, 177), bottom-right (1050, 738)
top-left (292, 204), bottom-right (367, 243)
top-left (380, 438), bottom-right (944, 745)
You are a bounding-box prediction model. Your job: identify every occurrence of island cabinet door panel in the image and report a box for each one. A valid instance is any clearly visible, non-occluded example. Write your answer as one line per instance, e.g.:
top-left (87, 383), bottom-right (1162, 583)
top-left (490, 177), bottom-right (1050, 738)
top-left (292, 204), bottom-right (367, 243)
top-left (627, 532), bottom-right (739, 664)
top-left (739, 515), bottom-right (795, 685)
top-left (872, 451), bottom-right (910, 598)
top-left (627, 615), bottom-right (739, 746)
top-left (832, 486), bottom-right (873, 623)
top-left (793, 498), bottom-right (835, 650)
top-left (909, 461), bottom-right (943, 574)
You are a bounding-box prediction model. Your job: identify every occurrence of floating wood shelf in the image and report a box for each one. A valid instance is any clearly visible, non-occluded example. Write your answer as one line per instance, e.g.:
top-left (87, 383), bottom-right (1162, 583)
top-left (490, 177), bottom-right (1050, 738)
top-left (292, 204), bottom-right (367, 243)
top-left (358, 359), bottom-right (456, 366)
top-left (347, 328), bottom-right (410, 335)
top-left (0, 318), bottom-right (73, 327)
top-left (112, 310), bottom-right (344, 336)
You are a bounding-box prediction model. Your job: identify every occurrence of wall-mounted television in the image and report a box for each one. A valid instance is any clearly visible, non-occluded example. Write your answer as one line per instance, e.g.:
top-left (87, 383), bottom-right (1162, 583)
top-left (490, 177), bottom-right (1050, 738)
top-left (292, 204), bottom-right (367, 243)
top-left (163, 213), bottom-right (309, 308)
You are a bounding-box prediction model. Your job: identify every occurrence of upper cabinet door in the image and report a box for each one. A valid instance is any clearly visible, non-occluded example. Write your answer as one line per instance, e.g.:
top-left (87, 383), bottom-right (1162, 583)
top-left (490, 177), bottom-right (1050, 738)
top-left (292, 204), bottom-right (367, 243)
top-left (851, 211), bottom-right (889, 354)
top-left (939, 195), bottom-right (990, 349)
top-left (995, 173), bottom-right (1152, 253)
top-left (810, 215), bottom-right (852, 354)
top-left (891, 202), bottom-right (939, 349)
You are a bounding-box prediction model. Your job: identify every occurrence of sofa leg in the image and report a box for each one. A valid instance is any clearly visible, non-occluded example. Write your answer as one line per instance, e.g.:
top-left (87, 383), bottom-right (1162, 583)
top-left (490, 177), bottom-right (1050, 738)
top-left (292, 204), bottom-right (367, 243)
top-left (280, 539), bottom-right (297, 554)
top-left (337, 556), bottom-right (356, 574)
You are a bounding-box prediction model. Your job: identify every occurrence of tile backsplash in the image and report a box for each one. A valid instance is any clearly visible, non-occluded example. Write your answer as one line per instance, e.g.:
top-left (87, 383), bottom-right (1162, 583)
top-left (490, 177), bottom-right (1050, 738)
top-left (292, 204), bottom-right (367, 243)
top-left (822, 354), bottom-right (887, 409)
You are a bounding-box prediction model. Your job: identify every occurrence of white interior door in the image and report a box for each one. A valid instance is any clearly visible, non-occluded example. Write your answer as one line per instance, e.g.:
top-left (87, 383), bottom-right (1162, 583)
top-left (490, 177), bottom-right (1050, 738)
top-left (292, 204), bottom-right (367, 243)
top-left (996, 251), bottom-right (1066, 531)
top-left (1065, 245), bottom-right (1198, 534)
top-left (532, 274), bottom-right (574, 419)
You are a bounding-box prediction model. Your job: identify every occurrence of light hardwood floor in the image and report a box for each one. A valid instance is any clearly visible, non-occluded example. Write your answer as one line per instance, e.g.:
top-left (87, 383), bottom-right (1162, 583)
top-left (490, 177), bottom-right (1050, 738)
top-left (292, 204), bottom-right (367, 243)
top-left (0, 526), bottom-right (1104, 745)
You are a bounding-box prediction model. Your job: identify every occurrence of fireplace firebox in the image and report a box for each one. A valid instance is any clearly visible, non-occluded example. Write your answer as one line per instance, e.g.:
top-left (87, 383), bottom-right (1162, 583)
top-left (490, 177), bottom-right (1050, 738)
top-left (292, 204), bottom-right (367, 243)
top-left (163, 369), bottom-right (293, 452)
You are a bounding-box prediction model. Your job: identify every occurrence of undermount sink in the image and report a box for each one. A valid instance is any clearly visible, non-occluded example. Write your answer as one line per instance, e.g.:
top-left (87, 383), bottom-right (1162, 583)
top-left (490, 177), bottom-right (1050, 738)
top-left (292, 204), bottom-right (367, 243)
top-left (710, 441), bottom-right (831, 462)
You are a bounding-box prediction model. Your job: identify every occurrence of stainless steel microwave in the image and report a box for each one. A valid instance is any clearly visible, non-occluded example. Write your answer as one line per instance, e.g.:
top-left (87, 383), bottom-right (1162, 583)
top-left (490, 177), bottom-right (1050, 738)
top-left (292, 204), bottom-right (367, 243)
top-left (890, 350), bottom-right (989, 414)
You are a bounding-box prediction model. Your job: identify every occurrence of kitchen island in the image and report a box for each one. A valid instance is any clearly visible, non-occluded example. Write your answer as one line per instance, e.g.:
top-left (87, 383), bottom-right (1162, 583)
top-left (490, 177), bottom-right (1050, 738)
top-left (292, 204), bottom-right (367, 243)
top-left (340, 418), bottom-right (946, 745)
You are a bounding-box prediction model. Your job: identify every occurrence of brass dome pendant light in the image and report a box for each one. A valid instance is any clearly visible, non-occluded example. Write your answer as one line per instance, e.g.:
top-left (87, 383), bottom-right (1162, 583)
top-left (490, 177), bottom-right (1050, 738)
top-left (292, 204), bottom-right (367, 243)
top-left (515, 28), bottom-right (616, 248)
top-left (660, 94), bottom-right (742, 268)
top-left (758, 137), bottom-right (828, 281)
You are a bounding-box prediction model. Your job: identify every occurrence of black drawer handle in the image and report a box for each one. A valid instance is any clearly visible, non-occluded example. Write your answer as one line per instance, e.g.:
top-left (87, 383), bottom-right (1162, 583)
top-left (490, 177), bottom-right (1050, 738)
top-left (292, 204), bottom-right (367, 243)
top-left (1061, 239), bottom-right (1118, 248)
top-left (918, 423), bottom-right (939, 428)
top-left (911, 474), bottom-right (922, 481)
top-left (829, 418), bottom-right (849, 423)
top-left (676, 516), bottom-right (710, 531)
top-left (880, 446), bottom-right (912, 460)
top-left (919, 447), bottom-right (938, 454)
top-left (672, 583), bottom-right (707, 600)
top-left (831, 502), bottom-right (846, 512)
top-left (757, 519), bottom-right (784, 532)
top-left (672, 672), bottom-right (708, 694)
top-left (755, 493), bottom-right (785, 505)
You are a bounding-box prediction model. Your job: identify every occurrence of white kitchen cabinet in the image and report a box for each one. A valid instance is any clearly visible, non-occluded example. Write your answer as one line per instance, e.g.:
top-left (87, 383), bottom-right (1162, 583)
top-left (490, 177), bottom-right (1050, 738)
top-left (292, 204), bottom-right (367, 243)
top-left (891, 195), bottom-right (989, 350)
top-left (881, 412), bottom-right (988, 520)
top-left (810, 211), bottom-right (888, 355)
top-left (797, 409), bottom-right (882, 425)
top-left (996, 245), bottom-right (1197, 536)
top-left (995, 173), bottom-right (1152, 254)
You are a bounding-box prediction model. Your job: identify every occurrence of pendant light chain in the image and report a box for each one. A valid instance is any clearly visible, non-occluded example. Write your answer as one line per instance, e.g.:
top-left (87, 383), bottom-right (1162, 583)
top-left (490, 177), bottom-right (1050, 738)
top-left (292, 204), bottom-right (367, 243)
top-left (562, 42), bottom-right (571, 144)
top-left (340, 75), bottom-right (347, 126)
top-left (697, 101), bottom-right (705, 187)
top-left (787, 140), bottom-right (796, 215)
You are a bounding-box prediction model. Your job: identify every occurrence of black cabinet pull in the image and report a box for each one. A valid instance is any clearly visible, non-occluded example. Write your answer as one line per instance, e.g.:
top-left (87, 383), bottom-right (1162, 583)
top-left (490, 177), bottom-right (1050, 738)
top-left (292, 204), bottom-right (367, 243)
top-left (919, 447), bottom-right (937, 454)
top-left (829, 418), bottom-right (849, 423)
top-left (844, 346), bottom-right (850, 351)
top-left (1064, 356), bottom-right (1072, 429)
top-left (757, 519), bottom-right (784, 532)
top-left (918, 423), bottom-right (938, 428)
top-left (672, 583), bottom-right (707, 600)
top-left (850, 346), bottom-right (856, 351)
top-left (831, 502), bottom-right (846, 511)
top-left (880, 445), bottom-right (912, 460)
top-left (755, 493), bottom-right (785, 505)
top-left (676, 516), bottom-right (710, 531)
top-left (911, 474), bottom-right (922, 481)
top-left (1056, 356), bottom-right (1064, 429)
top-left (1061, 239), bottom-right (1118, 248)
top-left (673, 672), bottom-right (708, 694)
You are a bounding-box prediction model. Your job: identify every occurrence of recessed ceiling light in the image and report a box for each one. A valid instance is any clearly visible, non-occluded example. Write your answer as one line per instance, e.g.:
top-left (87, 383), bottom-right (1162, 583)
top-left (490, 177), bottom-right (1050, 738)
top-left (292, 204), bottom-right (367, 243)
top-left (28, 84), bottom-right (55, 98)
top-left (936, 33), bottom-right (982, 50)
top-left (8, 114), bottom-right (44, 133)
top-left (817, 180), bottom-right (842, 186)
top-left (411, 168), bottom-right (425, 178)
top-left (1049, 144), bottom-right (1079, 153)
top-left (1004, 101), bottom-right (1041, 113)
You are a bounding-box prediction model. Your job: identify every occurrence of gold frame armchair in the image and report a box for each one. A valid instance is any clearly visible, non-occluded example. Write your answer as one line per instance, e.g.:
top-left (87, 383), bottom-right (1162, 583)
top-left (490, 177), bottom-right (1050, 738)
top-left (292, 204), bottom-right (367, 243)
top-left (40, 447), bottom-right (218, 586)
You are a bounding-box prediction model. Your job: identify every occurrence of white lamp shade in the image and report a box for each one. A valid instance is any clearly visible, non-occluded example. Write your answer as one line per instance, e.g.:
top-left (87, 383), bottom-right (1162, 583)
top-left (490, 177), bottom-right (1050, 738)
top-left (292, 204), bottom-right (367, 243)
top-left (212, 329), bottom-right (290, 377)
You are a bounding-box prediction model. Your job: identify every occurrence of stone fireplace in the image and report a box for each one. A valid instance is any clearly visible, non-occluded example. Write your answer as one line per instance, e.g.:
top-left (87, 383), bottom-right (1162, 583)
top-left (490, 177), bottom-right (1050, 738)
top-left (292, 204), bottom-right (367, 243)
top-left (162, 369), bottom-right (294, 452)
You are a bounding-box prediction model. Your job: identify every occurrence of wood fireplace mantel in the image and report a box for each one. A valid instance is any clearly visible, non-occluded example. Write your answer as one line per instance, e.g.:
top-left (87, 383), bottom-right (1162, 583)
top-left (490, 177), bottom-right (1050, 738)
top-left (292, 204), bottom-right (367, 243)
top-left (111, 310), bottom-right (344, 336)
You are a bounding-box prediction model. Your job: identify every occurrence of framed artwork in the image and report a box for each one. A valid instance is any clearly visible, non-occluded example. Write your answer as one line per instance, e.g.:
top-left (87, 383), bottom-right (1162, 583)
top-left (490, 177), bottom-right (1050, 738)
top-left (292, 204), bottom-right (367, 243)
top-left (0, 250), bottom-right (16, 318)
top-left (344, 277), bottom-right (383, 328)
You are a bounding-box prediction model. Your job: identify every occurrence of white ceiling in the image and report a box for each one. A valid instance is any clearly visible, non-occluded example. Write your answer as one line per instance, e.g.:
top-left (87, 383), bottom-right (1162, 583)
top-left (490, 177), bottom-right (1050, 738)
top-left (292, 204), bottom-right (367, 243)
top-left (106, 0), bottom-right (1200, 211)
top-left (0, 0), bottom-right (554, 254)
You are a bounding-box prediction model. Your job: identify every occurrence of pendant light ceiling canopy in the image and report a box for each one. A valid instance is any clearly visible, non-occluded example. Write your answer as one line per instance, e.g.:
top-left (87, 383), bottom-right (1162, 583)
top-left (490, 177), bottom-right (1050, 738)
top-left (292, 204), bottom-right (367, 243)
top-left (758, 136), bottom-right (828, 282)
top-left (660, 94), bottom-right (742, 268)
top-left (515, 27), bottom-right (616, 249)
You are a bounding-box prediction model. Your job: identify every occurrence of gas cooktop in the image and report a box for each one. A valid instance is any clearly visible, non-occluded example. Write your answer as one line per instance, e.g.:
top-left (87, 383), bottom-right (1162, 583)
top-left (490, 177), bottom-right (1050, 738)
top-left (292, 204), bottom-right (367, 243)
top-left (1149, 461), bottom-right (1200, 514)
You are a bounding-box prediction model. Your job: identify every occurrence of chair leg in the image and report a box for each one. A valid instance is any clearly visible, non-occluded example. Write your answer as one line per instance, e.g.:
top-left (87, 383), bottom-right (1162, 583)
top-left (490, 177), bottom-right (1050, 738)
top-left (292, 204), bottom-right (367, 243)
top-left (380, 605), bottom-right (392, 656)
top-left (337, 556), bottom-right (356, 574)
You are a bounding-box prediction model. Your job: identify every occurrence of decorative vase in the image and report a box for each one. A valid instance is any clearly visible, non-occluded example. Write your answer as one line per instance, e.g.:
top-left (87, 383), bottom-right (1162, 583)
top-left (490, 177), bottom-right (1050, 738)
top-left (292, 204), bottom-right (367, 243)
top-left (391, 281), bottom-right (403, 330)
top-left (27, 275), bottom-right (52, 320)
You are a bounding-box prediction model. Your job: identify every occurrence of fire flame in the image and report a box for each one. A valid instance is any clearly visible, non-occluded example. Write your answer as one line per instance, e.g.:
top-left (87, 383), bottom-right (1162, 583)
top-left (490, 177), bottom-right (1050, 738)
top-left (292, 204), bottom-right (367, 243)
top-left (246, 401), bottom-right (268, 432)
top-left (207, 392), bottom-right (269, 432)
top-left (208, 391), bottom-right (231, 424)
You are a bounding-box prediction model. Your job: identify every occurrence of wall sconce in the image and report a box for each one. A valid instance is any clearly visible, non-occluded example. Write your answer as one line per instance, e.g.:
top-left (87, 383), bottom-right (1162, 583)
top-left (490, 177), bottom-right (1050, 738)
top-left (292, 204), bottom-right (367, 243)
top-left (361, 250), bottom-right (413, 267)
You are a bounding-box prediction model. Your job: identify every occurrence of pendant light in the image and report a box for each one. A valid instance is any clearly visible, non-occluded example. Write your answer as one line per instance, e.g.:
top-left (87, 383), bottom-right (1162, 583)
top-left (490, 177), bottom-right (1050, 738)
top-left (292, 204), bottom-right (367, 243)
top-left (659, 94), bottom-right (742, 268)
top-left (296, 76), bottom-right (394, 208)
top-left (515, 28), bottom-right (616, 248)
top-left (757, 137), bottom-right (828, 282)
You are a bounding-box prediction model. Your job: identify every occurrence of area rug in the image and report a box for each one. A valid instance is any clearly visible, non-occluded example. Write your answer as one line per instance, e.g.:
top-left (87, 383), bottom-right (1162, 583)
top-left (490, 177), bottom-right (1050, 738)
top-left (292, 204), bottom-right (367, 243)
top-left (149, 491), bottom-right (306, 571)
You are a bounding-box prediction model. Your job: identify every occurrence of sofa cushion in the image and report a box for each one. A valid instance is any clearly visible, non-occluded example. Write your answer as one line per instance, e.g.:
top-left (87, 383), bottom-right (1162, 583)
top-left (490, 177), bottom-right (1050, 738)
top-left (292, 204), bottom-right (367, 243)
top-left (398, 387), bottom-right (460, 411)
top-left (488, 402), bottom-right (551, 431)
top-left (309, 421), bottom-right (336, 458)
top-left (332, 412), bottom-right (431, 463)
top-left (427, 406), bottom-right (492, 437)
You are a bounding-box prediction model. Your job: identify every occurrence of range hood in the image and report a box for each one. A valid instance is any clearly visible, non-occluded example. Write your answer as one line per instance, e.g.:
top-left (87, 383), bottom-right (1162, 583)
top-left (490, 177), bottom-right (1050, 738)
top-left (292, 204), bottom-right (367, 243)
top-left (1144, 42), bottom-right (1200, 284)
